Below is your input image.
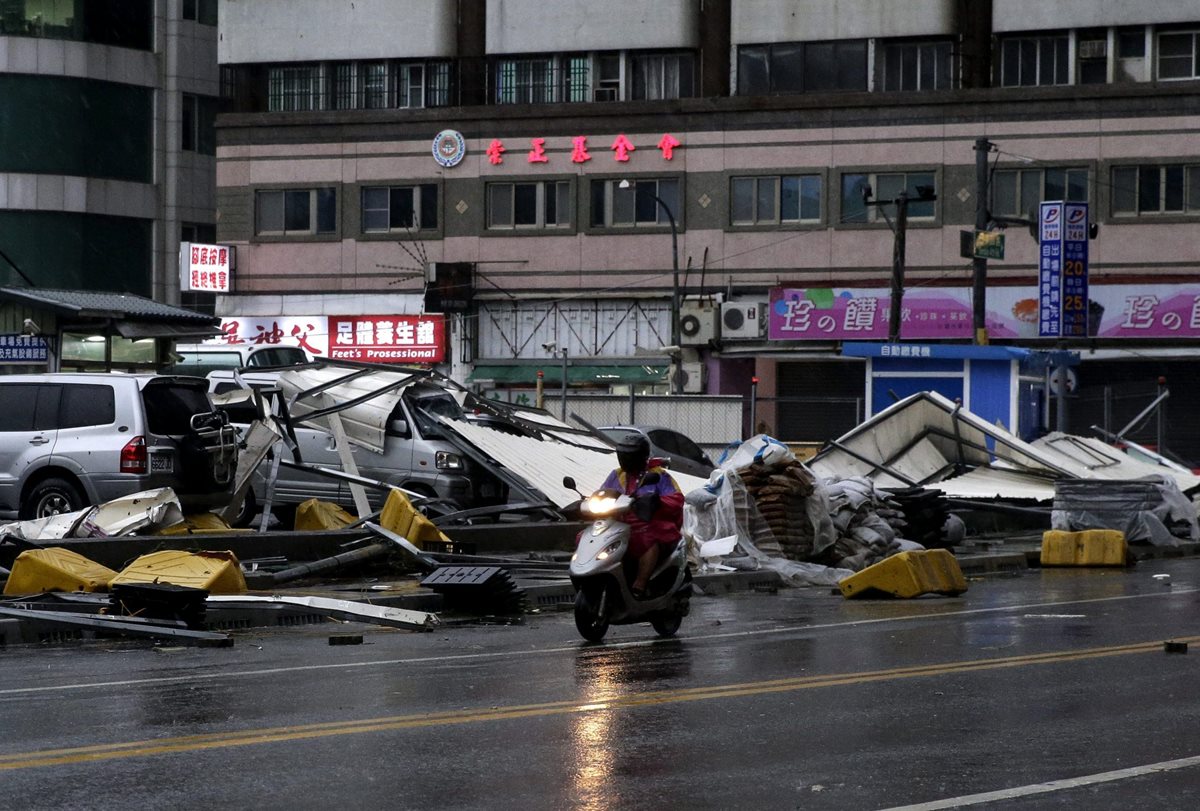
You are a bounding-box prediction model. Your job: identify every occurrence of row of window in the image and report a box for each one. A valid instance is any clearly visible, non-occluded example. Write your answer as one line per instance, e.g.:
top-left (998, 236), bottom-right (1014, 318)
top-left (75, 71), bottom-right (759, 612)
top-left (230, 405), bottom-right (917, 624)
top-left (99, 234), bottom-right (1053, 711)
top-left (224, 24), bottom-right (1200, 114)
top-left (253, 163), bottom-right (1200, 237)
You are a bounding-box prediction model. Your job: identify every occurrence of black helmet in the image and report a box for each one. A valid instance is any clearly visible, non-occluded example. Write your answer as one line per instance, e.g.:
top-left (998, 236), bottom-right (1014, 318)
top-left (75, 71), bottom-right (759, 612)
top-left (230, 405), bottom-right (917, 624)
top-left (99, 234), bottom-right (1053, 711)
top-left (614, 432), bottom-right (650, 473)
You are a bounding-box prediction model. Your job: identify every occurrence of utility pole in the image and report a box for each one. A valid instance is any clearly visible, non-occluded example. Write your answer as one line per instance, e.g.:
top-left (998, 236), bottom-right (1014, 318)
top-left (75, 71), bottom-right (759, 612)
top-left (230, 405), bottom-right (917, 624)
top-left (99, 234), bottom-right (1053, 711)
top-left (973, 137), bottom-right (993, 345)
top-left (888, 192), bottom-right (909, 343)
top-left (864, 186), bottom-right (934, 342)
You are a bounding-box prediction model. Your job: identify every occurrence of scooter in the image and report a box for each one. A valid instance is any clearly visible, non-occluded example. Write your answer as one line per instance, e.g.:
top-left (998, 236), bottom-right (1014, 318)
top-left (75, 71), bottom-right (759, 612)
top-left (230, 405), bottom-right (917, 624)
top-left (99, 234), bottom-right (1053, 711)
top-left (564, 475), bottom-right (692, 642)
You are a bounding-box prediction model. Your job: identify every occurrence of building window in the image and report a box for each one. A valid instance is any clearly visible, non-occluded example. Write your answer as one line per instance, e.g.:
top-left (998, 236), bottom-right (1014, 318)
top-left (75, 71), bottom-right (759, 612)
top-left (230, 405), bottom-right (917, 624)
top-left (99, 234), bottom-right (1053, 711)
top-left (1076, 30), bottom-right (1108, 85)
top-left (495, 57), bottom-right (559, 104)
top-left (991, 168), bottom-right (1088, 217)
top-left (1115, 26), bottom-right (1147, 83)
top-left (256, 189), bottom-right (337, 235)
top-left (487, 181), bottom-right (571, 230)
top-left (841, 172), bottom-right (936, 224)
top-left (590, 178), bottom-right (680, 228)
top-left (268, 65), bottom-right (327, 112)
top-left (181, 93), bottom-right (197, 151)
top-left (1000, 34), bottom-right (1069, 87)
top-left (1112, 165), bottom-right (1200, 215)
top-left (361, 185), bottom-right (438, 233)
top-left (879, 40), bottom-right (955, 91)
top-left (630, 52), bottom-right (694, 100)
top-left (737, 40), bottom-right (867, 95)
top-left (1158, 30), bottom-right (1200, 80)
top-left (180, 94), bottom-right (216, 154)
top-left (730, 175), bottom-right (821, 225)
top-left (182, 0), bottom-right (217, 25)
top-left (333, 61), bottom-right (388, 109)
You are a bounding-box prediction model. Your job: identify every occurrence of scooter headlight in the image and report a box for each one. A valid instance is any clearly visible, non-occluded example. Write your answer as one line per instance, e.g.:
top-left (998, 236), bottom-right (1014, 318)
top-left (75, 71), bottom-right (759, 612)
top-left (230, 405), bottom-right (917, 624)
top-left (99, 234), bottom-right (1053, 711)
top-left (596, 540), bottom-right (622, 561)
top-left (585, 494), bottom-right (618, 514)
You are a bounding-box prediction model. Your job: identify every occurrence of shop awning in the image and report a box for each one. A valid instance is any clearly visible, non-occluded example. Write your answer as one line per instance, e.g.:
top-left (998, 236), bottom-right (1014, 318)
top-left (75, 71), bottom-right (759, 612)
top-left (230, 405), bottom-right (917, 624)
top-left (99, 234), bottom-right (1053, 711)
top-left (467, 364), bottom-right (668, 385)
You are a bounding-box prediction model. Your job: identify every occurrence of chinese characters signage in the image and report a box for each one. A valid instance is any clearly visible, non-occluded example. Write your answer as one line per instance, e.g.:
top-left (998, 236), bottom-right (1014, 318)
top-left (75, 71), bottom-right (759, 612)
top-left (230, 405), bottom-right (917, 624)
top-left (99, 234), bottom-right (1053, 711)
top-left (1038, 202), bottom-right (1089, 338)
top-left (769, 285), bottom-right (1200, 341)
top-left (769, 288), bottom-right (976, 340)
top-left (0, 334), bottom-right (48, 363)
top-left (480, 133), bottom-right (681, 166)
top-left (328, 315), bottom-right (446, 363)
top-left (180, 242), bottom-right (233, 293)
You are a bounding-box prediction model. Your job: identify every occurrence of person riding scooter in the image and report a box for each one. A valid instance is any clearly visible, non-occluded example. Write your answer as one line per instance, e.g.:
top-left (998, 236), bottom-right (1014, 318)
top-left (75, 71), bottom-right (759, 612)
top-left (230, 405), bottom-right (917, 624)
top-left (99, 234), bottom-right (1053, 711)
top-left (599, 433), bottom-right (684, 597)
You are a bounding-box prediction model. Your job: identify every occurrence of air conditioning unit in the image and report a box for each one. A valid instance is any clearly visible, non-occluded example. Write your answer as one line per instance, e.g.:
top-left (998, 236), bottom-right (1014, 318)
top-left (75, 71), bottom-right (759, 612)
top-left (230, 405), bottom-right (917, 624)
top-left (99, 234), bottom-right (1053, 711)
top-left (671, 361), bottom-right (706, 394)
top-left (679, 299), bottom-right (718, 346)
top-left (1079, 39), bottom-right (1107, 60)
top-left (721, 302), bottom-right (766, 340)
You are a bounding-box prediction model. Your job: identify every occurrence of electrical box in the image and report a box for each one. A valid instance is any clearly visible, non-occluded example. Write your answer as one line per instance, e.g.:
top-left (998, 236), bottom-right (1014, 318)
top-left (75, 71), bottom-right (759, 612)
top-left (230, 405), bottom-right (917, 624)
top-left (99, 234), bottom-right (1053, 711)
top-left (671, 361), bottom-right (707, 393)
top-left (679, 299), bottom-right (719, 345)
top-left (721, 302), bottom-right (766, 340)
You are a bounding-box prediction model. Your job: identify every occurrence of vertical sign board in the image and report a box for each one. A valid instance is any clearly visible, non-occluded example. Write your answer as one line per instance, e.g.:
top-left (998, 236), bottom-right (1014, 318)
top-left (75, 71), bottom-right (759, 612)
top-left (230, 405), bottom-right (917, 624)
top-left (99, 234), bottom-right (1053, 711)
top-left (1037, 202), bottom-right (1063, 338)
top-left (1061, 203), bottom-right (1090, 337)
top-left (1038, 202), bottom-right (1089, 338)
top-left (180, 242), bottom-right (233, 293)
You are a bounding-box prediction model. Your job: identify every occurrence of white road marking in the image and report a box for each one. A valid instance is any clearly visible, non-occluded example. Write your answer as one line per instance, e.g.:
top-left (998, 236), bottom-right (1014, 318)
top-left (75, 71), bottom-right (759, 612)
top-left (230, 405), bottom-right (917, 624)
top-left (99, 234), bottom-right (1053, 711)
top-left (0, 587), bottom-right (1193, 697)
top-left (879, 753), bottom-right (1200, 810)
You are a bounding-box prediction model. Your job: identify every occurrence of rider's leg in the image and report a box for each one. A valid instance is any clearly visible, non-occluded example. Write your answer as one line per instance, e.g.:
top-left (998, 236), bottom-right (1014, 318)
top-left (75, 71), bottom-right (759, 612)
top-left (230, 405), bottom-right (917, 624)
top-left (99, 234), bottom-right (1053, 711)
top-left (632, 543), bottom-right (660, 594)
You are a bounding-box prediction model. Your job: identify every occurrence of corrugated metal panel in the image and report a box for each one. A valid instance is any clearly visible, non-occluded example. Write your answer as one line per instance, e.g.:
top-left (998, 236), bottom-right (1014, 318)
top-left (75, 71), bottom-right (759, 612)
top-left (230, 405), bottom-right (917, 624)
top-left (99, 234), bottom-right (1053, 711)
top-left (442, 419), bottom-right (708, 509)
top-left (544, 395), bottom-right (743, 448)
top-left (277, 367), bottom-right (420, 454)
top-left (477, 300), bottom-right (671, 360)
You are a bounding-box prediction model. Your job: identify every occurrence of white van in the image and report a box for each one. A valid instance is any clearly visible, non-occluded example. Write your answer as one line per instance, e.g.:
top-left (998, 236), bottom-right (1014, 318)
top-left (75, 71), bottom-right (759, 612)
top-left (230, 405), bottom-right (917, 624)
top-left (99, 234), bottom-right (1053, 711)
top-left (167, 342), bottom-right (309, 377)
top-left (208, 369), bottom-right (507, 524)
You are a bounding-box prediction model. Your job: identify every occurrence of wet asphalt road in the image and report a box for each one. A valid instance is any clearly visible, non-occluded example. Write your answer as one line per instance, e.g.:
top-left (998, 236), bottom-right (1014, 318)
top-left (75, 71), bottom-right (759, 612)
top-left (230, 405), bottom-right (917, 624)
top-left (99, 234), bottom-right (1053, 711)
top-left (2, 559), bottom-right (1200, 810)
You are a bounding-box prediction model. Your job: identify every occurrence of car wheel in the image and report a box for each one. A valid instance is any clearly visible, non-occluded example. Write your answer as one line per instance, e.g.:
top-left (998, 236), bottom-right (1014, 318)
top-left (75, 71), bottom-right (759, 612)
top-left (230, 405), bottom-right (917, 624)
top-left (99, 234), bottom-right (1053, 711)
top-left (230, 489), bottom-right (257, 528)
top-left (22, 478), bottom-right (85, 520)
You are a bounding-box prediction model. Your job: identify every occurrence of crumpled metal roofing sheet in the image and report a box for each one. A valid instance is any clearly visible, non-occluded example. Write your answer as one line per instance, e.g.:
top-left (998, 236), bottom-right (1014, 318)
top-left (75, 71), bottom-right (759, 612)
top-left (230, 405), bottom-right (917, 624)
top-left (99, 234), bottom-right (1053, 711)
top-left (443, 418), bottom-right (708, 509)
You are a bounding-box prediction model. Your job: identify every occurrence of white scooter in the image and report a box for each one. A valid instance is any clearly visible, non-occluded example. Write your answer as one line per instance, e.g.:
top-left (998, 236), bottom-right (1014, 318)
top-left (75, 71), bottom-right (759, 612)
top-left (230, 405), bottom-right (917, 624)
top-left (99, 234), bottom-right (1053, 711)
top-left (564, 475), bottom-right (692, 642)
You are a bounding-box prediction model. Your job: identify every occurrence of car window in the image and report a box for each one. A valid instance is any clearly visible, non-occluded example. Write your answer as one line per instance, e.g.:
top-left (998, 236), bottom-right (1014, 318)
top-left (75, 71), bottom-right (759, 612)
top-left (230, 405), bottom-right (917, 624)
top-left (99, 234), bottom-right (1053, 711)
top-left (670, 432), bottom-right (706, 463)
top-left (142, 381), bottom-right (213, 434)
top-left (247, 347), bottom-right (307, 367)
top-left (60, 384), bottom-right (116, 429)
top-left (0, 384), bottom-right (52, 431)
top-left (647, 429), bottom-right (680, 455)
top-left (405, 390), bottom-right (462, 434)
top-left (170, 351), bottom-right (244, 376)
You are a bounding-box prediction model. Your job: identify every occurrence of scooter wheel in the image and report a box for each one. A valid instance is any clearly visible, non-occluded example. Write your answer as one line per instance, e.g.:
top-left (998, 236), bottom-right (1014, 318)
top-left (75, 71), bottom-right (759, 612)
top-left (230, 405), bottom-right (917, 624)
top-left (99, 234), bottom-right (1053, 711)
top-left (650, 611), bottom-right (683, 638)
top-left (574, 591), bottom-right (609, 642)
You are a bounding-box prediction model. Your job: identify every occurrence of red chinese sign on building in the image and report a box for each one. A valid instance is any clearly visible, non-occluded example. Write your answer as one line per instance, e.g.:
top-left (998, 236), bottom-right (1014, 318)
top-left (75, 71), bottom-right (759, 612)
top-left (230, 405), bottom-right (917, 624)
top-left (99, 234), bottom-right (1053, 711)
top-left (180, 242), bottom-right (233, 293)
top-left (327, 314), bottom-right (446, 363)
top-left (476, 134), bottom-right (681, 165)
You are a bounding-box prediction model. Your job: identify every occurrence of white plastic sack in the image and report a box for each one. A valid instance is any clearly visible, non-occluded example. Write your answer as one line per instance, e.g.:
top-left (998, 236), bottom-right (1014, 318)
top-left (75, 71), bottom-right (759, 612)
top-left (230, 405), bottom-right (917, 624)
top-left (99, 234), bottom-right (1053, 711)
top-left (717, 434), bottom-right (795, 472)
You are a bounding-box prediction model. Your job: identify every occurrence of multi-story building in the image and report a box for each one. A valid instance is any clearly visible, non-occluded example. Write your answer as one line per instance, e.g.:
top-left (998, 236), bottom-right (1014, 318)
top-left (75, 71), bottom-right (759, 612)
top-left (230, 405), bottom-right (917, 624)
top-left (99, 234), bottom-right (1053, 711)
top-left (0, 0), bottom-right (220, 366)
top-left (214, 0), bottom-right (1200, 458)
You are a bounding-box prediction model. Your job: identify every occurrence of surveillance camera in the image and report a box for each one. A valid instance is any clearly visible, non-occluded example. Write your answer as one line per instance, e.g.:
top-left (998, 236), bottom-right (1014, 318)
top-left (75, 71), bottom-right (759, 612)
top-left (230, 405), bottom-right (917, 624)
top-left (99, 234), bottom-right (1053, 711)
top-left (21, 318), bottom-right (40, 336)
top-left (541, 341), bottom-right (556, 352)
top-left (660, 344), bottom-right (681, 356)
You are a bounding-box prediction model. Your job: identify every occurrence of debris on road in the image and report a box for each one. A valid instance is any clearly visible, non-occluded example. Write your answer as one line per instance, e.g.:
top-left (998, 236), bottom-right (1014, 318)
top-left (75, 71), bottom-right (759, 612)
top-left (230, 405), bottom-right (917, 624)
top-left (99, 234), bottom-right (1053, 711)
top-left (838, 549), bottom-right (967, 599)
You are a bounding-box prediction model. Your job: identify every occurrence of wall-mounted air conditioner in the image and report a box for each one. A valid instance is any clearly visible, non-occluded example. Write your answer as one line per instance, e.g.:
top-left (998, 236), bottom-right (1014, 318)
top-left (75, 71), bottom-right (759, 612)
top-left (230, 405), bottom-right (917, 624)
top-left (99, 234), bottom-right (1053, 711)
top-left (679, 299), bottom-right (719, 345)
top-left (671, 361), bottom-right (706, 394)
top-left (721, 302), bottom-right (766, 340)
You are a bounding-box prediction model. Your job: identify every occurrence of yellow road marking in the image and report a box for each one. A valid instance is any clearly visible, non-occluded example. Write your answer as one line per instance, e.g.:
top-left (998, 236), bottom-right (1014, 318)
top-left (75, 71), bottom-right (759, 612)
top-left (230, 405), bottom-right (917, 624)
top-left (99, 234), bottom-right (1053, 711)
top-left (3, 636), bottom-right (1195, 771)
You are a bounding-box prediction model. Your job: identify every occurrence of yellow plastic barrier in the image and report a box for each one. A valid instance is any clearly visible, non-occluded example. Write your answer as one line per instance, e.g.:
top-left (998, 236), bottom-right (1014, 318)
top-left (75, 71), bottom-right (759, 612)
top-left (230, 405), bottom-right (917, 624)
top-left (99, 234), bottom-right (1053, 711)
top-left (3, 548), bottom-right (118, 595)
top-left (109, 550), bottom-right (247, 594)
top-left (839, 549), bottom-right (967, 599)
top-left (1040, 529), bottom-right (1128, 567)
top-left (156, 512), bottom-right (248, 535)
top-left (379, 488), bottom-right (450, 547)
top-left (294, 499), bottom-right (357, 531)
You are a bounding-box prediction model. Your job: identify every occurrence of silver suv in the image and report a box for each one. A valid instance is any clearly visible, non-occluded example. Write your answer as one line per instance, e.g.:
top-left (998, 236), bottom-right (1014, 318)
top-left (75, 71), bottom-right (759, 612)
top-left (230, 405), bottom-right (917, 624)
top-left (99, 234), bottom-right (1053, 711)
top-left (0, 374), bottom-right (238, 519)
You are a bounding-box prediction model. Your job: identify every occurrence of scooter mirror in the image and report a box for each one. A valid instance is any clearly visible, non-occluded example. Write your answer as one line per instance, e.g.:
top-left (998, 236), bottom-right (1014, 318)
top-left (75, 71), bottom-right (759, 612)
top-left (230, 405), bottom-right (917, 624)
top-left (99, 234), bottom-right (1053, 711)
top-left (563, 476), bottom-right (576, 490)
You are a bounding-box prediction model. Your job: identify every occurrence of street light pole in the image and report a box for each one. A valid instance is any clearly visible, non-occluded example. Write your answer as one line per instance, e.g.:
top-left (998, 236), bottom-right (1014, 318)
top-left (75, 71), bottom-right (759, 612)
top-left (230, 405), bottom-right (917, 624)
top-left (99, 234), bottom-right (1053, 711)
top-left (619, 179), bottom-right (681, 393)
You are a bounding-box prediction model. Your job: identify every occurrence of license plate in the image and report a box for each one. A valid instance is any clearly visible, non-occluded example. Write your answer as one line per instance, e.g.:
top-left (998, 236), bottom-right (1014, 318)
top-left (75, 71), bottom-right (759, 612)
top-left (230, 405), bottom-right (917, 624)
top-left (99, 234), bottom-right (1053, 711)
top-left (151, 454), bottom-right (173, 473)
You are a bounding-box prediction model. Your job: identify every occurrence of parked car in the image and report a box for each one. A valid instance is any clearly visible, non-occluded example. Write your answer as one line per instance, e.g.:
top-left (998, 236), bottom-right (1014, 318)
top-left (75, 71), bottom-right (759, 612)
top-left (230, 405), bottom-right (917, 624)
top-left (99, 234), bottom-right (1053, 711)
top-left (597, 425), bottom-right (716, 479)
top-left (165, 342), bottom-right (309, 377)
top-left (208, 370), bottom-right (508, 525)
top-left (0, 373), bottom-right (239, 519)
